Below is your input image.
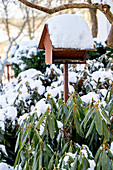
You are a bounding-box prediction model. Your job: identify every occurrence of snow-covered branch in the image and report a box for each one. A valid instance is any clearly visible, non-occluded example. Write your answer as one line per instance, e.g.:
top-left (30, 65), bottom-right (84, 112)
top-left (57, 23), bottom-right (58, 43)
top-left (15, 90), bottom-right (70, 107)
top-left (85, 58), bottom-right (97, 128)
top-left (18, 0), bottom-right (113, 24)
top-left (0, 19), bottom-right (27, 83)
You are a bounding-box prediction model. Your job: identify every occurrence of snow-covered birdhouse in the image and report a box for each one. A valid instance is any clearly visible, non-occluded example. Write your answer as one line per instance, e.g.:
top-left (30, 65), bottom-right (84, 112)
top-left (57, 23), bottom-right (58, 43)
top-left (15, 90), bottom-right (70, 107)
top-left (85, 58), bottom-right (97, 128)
top-left (38, 14), bottom-right (94, 64)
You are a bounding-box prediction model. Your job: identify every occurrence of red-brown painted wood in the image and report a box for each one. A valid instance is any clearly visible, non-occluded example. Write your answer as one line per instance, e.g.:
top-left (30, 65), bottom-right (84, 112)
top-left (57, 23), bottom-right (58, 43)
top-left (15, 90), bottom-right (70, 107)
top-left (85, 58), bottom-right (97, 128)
top-left (64, 64), bottom-right (68, 103)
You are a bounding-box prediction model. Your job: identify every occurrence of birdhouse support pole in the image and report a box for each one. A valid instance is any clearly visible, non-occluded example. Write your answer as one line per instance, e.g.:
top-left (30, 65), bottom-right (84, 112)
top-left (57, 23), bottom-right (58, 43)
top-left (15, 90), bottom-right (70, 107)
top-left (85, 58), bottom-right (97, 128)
top-left (64, 64), bottom-right (68, 103)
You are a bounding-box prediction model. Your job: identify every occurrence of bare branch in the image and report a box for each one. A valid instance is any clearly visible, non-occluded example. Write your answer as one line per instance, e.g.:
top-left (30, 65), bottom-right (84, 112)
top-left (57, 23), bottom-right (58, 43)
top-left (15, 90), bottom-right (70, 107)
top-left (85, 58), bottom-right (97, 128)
top-left (18, 0), bottom-right (113, 23)
top-left (5, 18), bottom-right (27, 59)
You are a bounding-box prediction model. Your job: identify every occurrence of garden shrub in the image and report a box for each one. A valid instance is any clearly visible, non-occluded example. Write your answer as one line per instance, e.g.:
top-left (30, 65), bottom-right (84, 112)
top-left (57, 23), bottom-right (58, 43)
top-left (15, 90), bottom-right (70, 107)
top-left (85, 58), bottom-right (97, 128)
top-left (14, 88), bottom-right (113, 169)
top-left (87, 41), bottom-right (113, 60)
top-left (9, 40), bottom-right (48, 77)
top-left (0, 40), bottom-right (112, 169)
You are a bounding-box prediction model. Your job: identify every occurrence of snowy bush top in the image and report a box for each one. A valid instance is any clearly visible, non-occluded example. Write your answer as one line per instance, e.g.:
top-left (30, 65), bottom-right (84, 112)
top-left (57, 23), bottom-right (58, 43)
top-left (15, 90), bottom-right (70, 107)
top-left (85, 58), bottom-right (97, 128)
top-left (46, 14), bottom-right (94, 49)
top-left (8, 40), bottom-right (38, 65)
top-left (9, 40), bottom-right (38, 58)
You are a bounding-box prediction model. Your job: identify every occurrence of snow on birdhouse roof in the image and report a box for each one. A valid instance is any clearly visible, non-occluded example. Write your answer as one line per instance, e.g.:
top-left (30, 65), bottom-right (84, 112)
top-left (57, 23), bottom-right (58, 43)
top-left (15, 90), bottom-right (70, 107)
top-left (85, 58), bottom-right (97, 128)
top-left (45, 14), bottom-right (94, 50)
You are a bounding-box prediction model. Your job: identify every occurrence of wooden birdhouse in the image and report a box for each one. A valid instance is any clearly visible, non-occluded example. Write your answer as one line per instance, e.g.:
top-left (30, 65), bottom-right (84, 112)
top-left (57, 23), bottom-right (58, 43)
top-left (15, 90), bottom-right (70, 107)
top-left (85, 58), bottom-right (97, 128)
top-left (38, 14), bottom-right (94, 64)
top-left (38, 14), bottom-right (95, 102)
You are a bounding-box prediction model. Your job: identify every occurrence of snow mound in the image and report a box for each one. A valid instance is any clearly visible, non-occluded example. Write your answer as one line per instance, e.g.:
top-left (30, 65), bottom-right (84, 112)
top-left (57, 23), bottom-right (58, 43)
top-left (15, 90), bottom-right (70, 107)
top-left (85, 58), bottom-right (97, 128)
top-left (46, 14), bottom-right (94, 49)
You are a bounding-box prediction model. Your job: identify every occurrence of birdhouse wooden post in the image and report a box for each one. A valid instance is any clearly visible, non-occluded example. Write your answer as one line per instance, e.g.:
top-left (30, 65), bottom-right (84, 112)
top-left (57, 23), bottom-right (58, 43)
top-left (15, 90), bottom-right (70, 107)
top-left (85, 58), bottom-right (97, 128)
top-left (38, 14), bottom-right (94, 102)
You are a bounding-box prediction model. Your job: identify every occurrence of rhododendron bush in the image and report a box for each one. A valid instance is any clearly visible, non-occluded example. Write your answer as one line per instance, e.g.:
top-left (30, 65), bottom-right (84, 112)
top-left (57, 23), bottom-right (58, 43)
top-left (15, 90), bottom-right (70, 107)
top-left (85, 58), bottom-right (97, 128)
top-left (0, 41), bottom-right (112, 169)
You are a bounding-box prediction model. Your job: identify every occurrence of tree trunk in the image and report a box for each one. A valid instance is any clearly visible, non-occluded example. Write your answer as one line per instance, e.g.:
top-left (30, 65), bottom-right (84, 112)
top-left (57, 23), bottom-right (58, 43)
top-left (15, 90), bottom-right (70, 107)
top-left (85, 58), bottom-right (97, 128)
top-left (87, 0), bottom-right (98, 38)
top-left (89, 8), bottom-right (98, 38)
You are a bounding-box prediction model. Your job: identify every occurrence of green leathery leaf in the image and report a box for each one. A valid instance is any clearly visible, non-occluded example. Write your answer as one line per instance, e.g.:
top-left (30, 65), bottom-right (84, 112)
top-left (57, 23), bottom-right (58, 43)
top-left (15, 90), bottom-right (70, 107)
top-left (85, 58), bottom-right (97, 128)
top-left (42, 120), bottom-right (48, 140)
top-left (95, 110), bottom-right (103, 136)
top-left (73, 107), bottom-right (80, 118)
top-left (85, 117), bottom-right (95, 138)
top-left (48, 114), bottom-right (55, 139)
top-left (102, 150), bottom-right (111, 170)
top-left (49, 97), bottom-right (58, 113)
top-left (94, 146), bottom-right (102, 163)
top-left (29, 128), bottom-right (34, 143)
top-left (48, 155), bottom-right (54, 170)
top-left (39, 147), bottom-right (42, 169)
top-left (20, 132), bottom-right (28, 150)
top-left (64, 104), bottom-right (68, 118)
top-left (74, 116), bottom-right (83, 137)
top-left (44, 143), bottom-right (54, 156)
top-left (54, 119), bottom-right (59, 134)
top-left (14, 150), bottom-right (20, 168)
top-left (34, 128), bottom-right (41, 140)
top-left (82, 108), bottom-right (93, 129)
top-left (71, 157), bottom-right (77, 170)
top-left (112, 162), bottom-right (113, 170)
top-left (64, 109), bottom-right (73, 125)
top-left (68, 145), bottom-right (72, 152)
top-left (14, 133), bottom-right (28, 167)
top-left (98, 152), bottom-right (103, 168)
top-left (62, 143), bottom-right (69, 155)
top-left (101, 109), bottom-right (110, 124)
top-left (15, 132), bottom-right (20, 152)
top-left (37, 110), bottom-right (49, 129)
top-left (103, 120), bottom-right (110, 142)
top-left (79, 154), bottom-right (83, 164)
top-left (55, 156), bottom-right (59, 167)
top-left (32, 148), bottom-right (39, 170)
top-left (89, 129), bottom-right (96, 146)
top-left (83, 157), bottom-right (90, 169)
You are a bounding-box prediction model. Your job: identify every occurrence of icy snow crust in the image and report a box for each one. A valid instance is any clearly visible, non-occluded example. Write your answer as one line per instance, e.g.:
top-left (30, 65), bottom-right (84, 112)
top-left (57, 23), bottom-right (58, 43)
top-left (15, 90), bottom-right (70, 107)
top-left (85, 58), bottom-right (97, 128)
top-left (46, 14), bottom-right (94, 49)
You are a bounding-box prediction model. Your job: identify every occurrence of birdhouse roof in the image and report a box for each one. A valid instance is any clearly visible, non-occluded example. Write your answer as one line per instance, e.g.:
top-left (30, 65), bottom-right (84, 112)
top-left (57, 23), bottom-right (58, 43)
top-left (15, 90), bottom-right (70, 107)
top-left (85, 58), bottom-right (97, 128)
top-left (38, 14), bottom-right (94, 50)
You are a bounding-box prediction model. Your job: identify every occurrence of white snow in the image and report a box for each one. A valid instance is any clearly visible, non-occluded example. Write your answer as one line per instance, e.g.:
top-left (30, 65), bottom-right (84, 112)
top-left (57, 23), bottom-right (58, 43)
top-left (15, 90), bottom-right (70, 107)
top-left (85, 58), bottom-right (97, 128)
top-left (50, 64), bottom-right (62, 75)
top-left (27, 47), bottom-right (37, 58)
top-left (18, 113), bottom-right (29, 125)
top-left (110, 142), bottom-right (113, 155)
top-left (46, 14), bottom-right (94, 49)
top-left (88, 160), bottom-right (96, 170)
top-left (0, 109), bottom-right (6, 120)
top-left (39, 124), bottom-right (44, 135)
top-left (8, 40), bottom-right (38, 67)
top-left (91, 69), bottom-right (113, 82)
top-left (82, 144), bottom-right (93, 157)
top-left (80, 149), bottom-right (88, 158)
top-left (64, 152), bottom-right (76, 164)
top-left (57, 120), bottom-right (63, 129)
top-left (99, 89), bottom-right (108, 98)
top-left (45, 84), bottom-right (74, 98)
top-left (29, 79), bottom-right (45, 95)
top-left (18, 40), bottom-right (38, 48)
top-left (18, 69), bottom-right (42, 80)
top-left (5, 106), bottom-right (17, 120)
top-left (69, 72), bottom-right (78, 83)
top-left (0, 144), bottom-right (8, 156)
top-left (31, 99), bottom-right (51, 117)
top-left (9, 45), bottom-right (17, 57)
top-left (0, 163), bottom-right (13, 170)
top-left (81, 92), bottom-right (99, 103)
